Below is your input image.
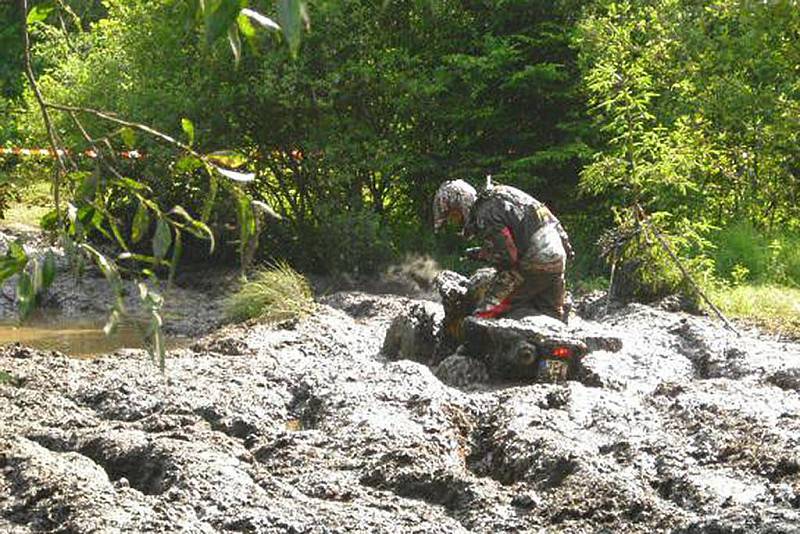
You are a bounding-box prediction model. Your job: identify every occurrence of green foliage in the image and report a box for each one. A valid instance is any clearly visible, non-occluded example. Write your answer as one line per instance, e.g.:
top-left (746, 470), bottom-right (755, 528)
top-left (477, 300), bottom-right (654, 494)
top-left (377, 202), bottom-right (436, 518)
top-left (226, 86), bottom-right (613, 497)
top-left (12, 0), bottom-right (590, 276)
top-left (312, 204), bottom-right (396, 275)
top-left (577, 0), bottom-right (800, 298)
top-left (138, 281), bottom-right (166, 370)
top-left (0, 238), bottom-right (57, 319)
top-left (225, 260), bottom-right (314, 323)
top-left (0, 3), bottom-right (24, 102)
top-left (6, 0), bottom-right (800, 337)
top-left (712, 221), bottom-right (800, 286)
top-left (580, 2), bottom-right (800, 217)
top-left (603, 208), bottom-right (717, 303)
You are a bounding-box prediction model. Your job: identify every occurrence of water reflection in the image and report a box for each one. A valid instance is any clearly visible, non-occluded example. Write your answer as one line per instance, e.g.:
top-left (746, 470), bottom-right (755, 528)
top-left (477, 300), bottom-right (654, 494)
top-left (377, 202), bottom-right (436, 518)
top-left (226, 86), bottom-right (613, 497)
top-left (0, 317), bottom-right (186, 358)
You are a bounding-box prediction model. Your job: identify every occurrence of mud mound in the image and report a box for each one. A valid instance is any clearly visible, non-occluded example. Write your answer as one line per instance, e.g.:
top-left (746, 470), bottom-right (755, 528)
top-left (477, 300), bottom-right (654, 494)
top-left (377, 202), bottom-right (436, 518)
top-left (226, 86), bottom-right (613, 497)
top-left (2, 291), bottom-right (800, 532)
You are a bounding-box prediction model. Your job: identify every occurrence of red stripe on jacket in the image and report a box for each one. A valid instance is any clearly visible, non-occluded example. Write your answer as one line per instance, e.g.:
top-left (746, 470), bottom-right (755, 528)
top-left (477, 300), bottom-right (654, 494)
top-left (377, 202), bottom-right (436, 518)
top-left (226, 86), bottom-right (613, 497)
top-left (501, 226), bottom-right (518, 267)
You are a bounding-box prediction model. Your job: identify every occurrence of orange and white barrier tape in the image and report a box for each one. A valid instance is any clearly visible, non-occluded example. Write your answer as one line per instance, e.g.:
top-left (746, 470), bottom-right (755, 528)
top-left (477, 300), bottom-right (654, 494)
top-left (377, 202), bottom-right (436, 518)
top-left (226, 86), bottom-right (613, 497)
top-left (0, 147), bottom-right (144, 159)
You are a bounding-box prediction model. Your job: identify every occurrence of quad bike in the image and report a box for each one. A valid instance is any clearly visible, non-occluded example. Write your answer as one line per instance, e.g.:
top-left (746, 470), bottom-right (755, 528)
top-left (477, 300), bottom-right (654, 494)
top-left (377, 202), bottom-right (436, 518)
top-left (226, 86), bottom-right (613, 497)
top-left (383, 269), bottom-right (613, 386)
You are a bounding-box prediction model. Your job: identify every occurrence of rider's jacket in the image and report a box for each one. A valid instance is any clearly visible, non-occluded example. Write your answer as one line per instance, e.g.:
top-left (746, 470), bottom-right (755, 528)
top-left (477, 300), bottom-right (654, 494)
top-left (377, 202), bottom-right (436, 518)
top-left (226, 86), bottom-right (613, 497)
top-left (463, 184), bottom-right (572, 273)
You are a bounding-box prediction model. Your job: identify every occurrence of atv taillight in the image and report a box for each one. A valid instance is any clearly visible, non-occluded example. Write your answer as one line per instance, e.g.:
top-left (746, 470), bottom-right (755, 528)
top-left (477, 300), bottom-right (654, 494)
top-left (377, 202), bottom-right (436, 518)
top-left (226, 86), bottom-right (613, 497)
top-left (551, 346), bottom-right (572, 359)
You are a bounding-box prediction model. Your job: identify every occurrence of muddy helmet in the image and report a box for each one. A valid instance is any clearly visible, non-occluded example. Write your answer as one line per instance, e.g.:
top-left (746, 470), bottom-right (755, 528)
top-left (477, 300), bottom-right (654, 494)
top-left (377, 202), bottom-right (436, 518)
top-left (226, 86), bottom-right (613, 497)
top-left (433, 179), bottom-right (477, 231)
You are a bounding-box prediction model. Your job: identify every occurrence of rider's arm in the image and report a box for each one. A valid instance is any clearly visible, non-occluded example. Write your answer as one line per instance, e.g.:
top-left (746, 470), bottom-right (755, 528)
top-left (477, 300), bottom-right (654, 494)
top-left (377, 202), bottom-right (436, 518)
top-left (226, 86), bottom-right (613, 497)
top-left (478, 226), bottom-right (518, 269)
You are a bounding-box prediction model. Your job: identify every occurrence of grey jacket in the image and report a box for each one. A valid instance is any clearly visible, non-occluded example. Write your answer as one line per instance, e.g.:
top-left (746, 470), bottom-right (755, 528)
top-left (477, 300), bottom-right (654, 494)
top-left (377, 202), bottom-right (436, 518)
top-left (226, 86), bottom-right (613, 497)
top-left (464, 185), bottom-right (572, 272)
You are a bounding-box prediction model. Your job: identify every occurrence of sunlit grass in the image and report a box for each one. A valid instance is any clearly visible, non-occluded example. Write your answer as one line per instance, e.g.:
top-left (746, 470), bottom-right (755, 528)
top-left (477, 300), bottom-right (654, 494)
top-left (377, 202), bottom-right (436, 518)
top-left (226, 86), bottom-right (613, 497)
top-left (709, 284), bottom-right (800, 338)
top-left (2, 179), bottom-right (53, 228)
top-left (225, 261), bottom-right (315, 323)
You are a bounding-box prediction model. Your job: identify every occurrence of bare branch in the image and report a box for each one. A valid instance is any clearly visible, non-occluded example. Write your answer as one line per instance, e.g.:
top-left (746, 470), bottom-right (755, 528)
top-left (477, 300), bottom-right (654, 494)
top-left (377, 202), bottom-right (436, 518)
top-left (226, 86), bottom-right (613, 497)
top-left (67, 110), bottom-right (126, 182)
top-left (634, 204), bottom-right (741, 337)
top-left (43, 101), bottom-right (202, 159)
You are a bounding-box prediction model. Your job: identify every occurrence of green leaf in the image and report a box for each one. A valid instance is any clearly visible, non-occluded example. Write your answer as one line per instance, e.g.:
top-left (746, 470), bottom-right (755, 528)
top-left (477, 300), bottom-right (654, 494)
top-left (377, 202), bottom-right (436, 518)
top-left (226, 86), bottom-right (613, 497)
top-left (77, 173), bottom-right (98, 203)
top-left (9, 241), bottom-right (27, 264)
top-left (27, 2), bottom-right (55, 24)
top-left (153, 316), bottom-right (166, 371)
top-left (181, 118), bottom-right (195, 146)
top-left (77, 205), bottom-right (96, 226)
top-left (39, 209), bottom-right (59, 230)
top-left (205, 150), bottom-right (248, 168)
top-left (112, 177), bottom-right (149, 192)
top-left (81, 206), bottom-right (112, 242)
top-left (0, 240), bottom-right (29, 284)
top-left (120, 127), bottom-right (136, 149)
top-left (212, 164), bottom-right (255, 182)
top-left (168, 205), bottom-right (216, 253)
top-left (252, 200), bottom-right (282, 221)
top-left (228, 23), bottom-right (242, 66)
top-left (201, 164), bottom-right (219, 222)
top-left (118, 252), bottom-right (170, 266)
top-left (205, 0), bottom-right (244, 45)
top-left (17, 272), bottom-right (35, 320)
top-left (42, 252), bottom-right (57, 290)
top-left (106, 213), bottom-right (131, 253)
top-left (0, 260), bottom-right (23, 283)
top-left (131, 200), bottom-right (151, 244)
top-left (278, 0), bottom-right (304, 59)
top-left (237, 12), bottom-right (257, 39)
top-left (31, 259), bottom-right (43, 295)
top-left (80, 244), bottom-right (125, 312)
top-left (176, 155), bottom-right (204, 173)
top-left (153, 219), bottom-right (173, 260)
top-left (103, 309), bottom-right (122, 336)
top-left (240, 8), bottom-right (280, 31)
top-left (235, 191), bottom-right (256, 268)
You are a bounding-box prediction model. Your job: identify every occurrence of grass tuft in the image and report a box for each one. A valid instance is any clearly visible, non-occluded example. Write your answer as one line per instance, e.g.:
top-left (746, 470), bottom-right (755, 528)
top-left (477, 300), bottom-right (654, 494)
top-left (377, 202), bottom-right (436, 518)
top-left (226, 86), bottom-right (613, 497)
top-left (225, 261), bottom-right (315, 323)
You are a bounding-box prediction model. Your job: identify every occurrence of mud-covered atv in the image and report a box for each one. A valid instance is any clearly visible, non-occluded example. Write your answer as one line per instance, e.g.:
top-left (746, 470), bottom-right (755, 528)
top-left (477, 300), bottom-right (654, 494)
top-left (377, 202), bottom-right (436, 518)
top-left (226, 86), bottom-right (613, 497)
top-left (383, 269), bottom-right (618, 387)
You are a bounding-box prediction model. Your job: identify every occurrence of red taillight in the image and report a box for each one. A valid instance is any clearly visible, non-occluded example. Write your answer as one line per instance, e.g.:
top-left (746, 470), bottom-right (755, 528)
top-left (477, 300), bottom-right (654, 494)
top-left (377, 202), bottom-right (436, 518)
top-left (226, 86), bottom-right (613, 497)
top-left (551, 346), bottom-right (572, 359)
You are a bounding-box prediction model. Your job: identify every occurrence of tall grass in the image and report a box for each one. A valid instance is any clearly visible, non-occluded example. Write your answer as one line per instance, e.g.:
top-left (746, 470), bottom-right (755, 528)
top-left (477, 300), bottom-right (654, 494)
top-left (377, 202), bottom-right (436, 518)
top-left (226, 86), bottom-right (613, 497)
top-left (712, 221), bottom-right (800, 286)
top-left (225, 261), bottom-right (315, 323)
top-left (710, 284), bottom-right (800, 337)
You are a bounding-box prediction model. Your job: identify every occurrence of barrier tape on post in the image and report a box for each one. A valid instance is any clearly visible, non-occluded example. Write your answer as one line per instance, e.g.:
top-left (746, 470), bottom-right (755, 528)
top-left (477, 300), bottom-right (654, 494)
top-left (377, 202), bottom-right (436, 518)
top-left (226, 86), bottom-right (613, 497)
top-left (0, 147), bottom-right (144, 159)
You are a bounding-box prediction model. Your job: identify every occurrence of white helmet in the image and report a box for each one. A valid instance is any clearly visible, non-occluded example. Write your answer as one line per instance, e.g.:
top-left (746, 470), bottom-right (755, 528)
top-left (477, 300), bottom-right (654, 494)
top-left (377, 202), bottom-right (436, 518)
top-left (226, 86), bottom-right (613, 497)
top-left (432, 179), bottom-right (477, 231)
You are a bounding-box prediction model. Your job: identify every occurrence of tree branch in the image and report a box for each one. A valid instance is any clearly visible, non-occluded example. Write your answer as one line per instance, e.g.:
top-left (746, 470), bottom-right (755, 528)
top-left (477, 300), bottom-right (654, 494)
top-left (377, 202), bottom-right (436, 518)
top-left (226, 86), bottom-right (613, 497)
top-left (67, 110), bottom-right (127, 182)
top-left (634, 204), bottom-right (741, 337)
top-left (20, 0), bottom-right (67, 223)
top-left (43, 101), bottom-right (202, 159)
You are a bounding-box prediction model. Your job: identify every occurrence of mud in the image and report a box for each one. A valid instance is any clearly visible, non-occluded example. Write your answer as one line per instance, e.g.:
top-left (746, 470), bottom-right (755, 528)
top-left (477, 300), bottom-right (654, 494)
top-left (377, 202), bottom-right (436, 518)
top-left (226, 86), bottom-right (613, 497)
top-left (1, 277), bottom-right (800, 533)
top-left (0, 228), bottom-right (228, 337)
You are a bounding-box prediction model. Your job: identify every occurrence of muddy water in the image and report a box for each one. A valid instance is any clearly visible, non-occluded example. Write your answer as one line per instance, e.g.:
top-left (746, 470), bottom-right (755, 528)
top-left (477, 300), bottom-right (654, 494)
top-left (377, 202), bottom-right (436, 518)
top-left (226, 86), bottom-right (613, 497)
top-left (0, 318), bottom-right (187, 357)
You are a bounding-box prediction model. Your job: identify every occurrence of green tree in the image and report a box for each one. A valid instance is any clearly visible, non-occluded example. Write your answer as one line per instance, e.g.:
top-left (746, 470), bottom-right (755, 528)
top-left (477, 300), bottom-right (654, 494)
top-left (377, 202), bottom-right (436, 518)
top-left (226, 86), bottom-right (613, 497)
top-left (577, 0), bottom-right (800, 295)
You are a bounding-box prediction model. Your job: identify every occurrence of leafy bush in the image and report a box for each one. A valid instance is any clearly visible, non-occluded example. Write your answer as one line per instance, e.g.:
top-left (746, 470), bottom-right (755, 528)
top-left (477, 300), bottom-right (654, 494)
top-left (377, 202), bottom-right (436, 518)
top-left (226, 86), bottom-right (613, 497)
top-left (225, 261), bottom-right (315, 323)
top-left (711, 221), bottom-right (800, 286)
top-left (298, 204), bottom-right (396, 275)
top-left (712, 222), bottom-right (769, 284)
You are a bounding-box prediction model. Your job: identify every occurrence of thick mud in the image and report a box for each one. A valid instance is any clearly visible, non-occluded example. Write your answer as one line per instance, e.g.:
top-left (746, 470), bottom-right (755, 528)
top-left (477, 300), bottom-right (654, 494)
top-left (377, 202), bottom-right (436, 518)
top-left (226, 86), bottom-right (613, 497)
top-left (2, 283), bottom-right (800, 532)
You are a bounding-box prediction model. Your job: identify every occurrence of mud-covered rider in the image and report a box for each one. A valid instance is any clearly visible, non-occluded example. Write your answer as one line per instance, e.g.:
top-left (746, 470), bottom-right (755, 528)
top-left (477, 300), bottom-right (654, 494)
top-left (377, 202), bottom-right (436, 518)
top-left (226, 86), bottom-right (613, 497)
top-left (433, 178), bottom-right (573, 322)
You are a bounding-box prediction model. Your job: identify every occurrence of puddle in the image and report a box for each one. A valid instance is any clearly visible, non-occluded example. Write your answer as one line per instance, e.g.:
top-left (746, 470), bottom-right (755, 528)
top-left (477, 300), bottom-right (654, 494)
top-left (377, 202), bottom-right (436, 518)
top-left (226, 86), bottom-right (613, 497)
top-left (0, 317), bottom-right (188, 357)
